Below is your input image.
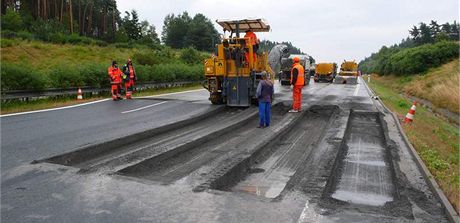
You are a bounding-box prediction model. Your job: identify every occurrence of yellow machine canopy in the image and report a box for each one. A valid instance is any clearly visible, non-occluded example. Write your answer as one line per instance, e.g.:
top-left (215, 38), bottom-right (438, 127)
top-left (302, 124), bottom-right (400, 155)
top-left (216, 19), bottom-right (271, 33)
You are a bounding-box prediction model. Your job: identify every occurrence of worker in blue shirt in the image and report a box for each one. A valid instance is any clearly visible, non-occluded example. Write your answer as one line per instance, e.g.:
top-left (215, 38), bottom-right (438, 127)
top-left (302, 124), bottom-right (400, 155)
top-left (256, 72), bottom-right (274, 128)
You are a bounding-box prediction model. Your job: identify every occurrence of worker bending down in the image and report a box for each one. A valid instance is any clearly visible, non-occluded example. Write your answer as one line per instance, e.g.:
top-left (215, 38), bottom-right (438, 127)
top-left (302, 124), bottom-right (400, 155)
top-left (108, 60), bottom-right (123, 101)
top-left (289, 57), bottom-right (304, 112)
top-left (122, 59), bottom-right (137, 99)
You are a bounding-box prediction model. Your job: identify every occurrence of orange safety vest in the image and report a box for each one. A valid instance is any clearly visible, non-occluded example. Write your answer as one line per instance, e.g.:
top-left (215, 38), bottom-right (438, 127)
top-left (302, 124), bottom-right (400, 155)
top-left (244, 31), bottom-right (257, 45)
top-left (128, 65), bottom-right (135, 78)
top-left (291, 63), bottom-right (305, 86)
top-left (108, 66), bottom-right (122, 83)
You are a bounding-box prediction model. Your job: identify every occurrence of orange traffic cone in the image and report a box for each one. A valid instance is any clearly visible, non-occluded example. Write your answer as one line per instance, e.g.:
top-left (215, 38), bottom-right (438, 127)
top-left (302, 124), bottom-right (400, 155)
top-left (404, 101), bottom-right (416, 123)
top-left (77, 88), bottom-right (83, 100)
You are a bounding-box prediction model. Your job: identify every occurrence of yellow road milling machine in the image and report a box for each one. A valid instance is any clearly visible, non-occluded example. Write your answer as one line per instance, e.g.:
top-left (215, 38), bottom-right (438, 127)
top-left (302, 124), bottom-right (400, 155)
top-left (203, 19), bottom-right (273, 106)
top-left (334, 60), bottom-right (359, 84)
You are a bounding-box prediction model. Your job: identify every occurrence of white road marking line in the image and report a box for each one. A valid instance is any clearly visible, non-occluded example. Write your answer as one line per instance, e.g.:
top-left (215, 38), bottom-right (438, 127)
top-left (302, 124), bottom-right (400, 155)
top-left (353, 82), bottom-right (361, 96)
top-left (135, 89), bottom-right (206, 98)
top-left (0, 99), bottom-right (110, 118)
top-left (121, 101), bottom-right (167, 114)
top-left (1, 89), bottom-right (203, 117)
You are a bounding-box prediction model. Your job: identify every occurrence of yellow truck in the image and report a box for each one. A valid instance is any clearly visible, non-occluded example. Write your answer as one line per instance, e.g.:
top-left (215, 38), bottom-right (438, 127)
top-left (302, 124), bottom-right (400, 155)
top-left (314, 63), bottom-right (337, 83)
top-left (334, 60), bottom-right (359, 84)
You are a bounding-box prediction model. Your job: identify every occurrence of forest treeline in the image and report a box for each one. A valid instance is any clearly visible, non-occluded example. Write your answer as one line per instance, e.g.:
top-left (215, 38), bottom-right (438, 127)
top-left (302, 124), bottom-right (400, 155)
top-left (1, 1), bottom-right (220, 51)
top-left (359, 20), bottom-right (459, 75)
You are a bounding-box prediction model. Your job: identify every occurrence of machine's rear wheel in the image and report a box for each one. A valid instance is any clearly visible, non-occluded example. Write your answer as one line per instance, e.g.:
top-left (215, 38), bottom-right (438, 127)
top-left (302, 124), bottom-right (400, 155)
top-left (210, 93), bottom-right (224, 104)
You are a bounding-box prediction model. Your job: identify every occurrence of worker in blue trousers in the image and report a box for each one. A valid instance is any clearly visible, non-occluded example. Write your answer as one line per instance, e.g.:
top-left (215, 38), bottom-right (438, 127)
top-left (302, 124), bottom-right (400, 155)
top-left (256, 72), bottom-right (274, 128)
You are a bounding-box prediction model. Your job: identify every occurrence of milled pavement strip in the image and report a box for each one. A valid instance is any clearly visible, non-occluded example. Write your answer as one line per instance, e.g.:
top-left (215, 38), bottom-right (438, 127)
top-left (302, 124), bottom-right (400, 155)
top-left (121, 101), bottom-right (168, 113)
top-left (361, 77), bottom-right (459, 223)
top-left (113, 109), bottom-right (258, 176)
top-left (34, 105), bottom-right (226, 166)
top-left (82, 107), bottom-right (259, 174)
top-left (193, 108), bottom-right (303, 192)
top-left (0, 89), bottom-right (205, 118)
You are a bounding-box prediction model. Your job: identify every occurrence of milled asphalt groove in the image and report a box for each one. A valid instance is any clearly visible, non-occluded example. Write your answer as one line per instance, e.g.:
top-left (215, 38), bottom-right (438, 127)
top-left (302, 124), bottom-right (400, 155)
top-left (231, 105), bottom-right (338, 199)
top-left (317, 110), bottom-right (415, 219)
top-left (38, 106), bottom-right (258, 173)
top-left (330, 111), bottom-right (394, 206)
top-left (117, 104), bottom-right (291, 183)
top-left (192, 106), bottom-right (331, 192)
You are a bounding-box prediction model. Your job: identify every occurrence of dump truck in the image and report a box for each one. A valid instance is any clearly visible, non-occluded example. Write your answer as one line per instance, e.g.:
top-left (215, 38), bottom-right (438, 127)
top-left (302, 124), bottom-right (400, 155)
top-left (314, 63), bottom-right (337, 83)
top-left (203, 18), bottom-right (273, 106)
top-left (334, 60), bottom-right (359, 84)
top-left (278, 54), bottom-right (311, 86)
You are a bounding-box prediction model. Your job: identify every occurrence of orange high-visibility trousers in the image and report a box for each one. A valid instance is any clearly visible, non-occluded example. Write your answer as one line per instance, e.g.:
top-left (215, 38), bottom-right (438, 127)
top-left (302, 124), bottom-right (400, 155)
top-left (125, 79), bottom-right (134, 99)
top-left (111, 83), bottom-right (122, 100)
top-left (293, 85), bottom-right (302, 111)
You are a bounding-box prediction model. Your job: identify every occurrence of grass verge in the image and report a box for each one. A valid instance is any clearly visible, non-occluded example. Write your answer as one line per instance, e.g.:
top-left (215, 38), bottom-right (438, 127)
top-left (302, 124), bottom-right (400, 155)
top-left (367, 77), bottom-right (459, 213)
top-left (369, 59), bottom-right (459, 114)
top-left (1, 84), bottom-right (202, 115)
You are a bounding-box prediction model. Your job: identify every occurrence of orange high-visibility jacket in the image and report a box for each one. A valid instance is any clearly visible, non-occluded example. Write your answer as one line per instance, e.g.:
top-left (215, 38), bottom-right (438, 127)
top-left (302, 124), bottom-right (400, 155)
top-left (128, 65), bottom-right (135, 79)
top-left (108, 66), bottom-right (123, 83)
top-left (291, 63), bottom-right (305, 86)
top-left (244, 31), bottom-right (258, 45)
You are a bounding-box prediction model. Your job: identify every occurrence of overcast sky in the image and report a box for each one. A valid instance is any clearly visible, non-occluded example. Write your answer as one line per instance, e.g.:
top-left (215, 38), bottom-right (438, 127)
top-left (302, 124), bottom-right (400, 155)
top-left (118, 0), bottom-right (458, 63)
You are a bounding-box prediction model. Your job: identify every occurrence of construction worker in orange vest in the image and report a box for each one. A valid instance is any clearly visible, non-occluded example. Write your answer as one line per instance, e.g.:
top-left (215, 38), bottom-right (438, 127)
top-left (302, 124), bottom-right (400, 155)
top-left (122, 59), bottom-right (137, 99)
top-left (289, 57), bottom-right (304, 112)
top-left (108, 60), bottom-right (123, 101)
top-left (244, 29), bottom-right (259, 65)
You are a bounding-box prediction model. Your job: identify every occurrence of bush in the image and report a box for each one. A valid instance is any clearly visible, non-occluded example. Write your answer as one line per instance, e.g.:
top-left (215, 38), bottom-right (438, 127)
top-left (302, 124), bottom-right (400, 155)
top-left (49, 33), bottom-right (67, 44)
top-left (113, 42), bottom-right (133, 48)
top-left (79, 63), bottom-right (109, 87)
top-left (133, 52), bottom-right (156, 65)
top-left (0, 38), bottom-right (18, 47)
top-left (1, 9), bottom-right (23, 31)
top-left (133, 47), bottom-right (177, 66)
top-left (135, 63), bottom-right (203, 83)
top-left (360, 41), bottom-right (459, 75)
top-left (30, 19), bottom-right (67, 42)
top-left (48, 64), bottom-right (84, 88)
top-left (93, 40), bottom-right (108, 47)
top-left (1, 63), bottom-right (47, 90)
top-left (16, 31), bottom-right (34, 40)
top-left (66, 33), bottom-right (84, 44)
top-left (1, 30), bottom-right (17, 39)
top-left (180, 47), bottom-right (203, 64)
top-left (388, 41), bottom-right (459, 75)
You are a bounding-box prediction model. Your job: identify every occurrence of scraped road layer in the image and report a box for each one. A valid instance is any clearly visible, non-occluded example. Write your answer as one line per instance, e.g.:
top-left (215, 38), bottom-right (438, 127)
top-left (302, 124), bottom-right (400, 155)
top-left (1, 79), bottom-right (451, 222)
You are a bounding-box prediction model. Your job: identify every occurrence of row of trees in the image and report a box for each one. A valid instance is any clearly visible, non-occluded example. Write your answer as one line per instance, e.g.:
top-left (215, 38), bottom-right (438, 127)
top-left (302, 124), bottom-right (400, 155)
top-left (2, 1), bottom-right (307, 54)
top-left (1, 1), bottom-right (217, 50)
top-left (359, 20), bottom-right (459, 76)
top-left (409, 20), bottom-right (459, 45)
top-left (161, 12), bottom-right (219, 51)
top-left (2, 0), bottom-right (120, 39)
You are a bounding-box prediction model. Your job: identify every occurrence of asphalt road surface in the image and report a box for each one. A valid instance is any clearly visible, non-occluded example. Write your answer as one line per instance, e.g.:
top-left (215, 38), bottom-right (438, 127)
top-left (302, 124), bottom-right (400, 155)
top-left (1, 78), bottom-right (451, 222)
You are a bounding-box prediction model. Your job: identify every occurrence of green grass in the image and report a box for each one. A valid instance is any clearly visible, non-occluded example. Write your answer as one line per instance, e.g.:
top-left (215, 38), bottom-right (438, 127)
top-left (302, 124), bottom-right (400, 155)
top-left (369, 59), bottom-right (459, 114)
top-left (1, 39), bottom-right (149, 72)
top-left (1, 39), bottom-right (207, 90)
top-left (1, 84), bottom-right (202, 114)
top-left (368, 76), bottom-right (460, 213)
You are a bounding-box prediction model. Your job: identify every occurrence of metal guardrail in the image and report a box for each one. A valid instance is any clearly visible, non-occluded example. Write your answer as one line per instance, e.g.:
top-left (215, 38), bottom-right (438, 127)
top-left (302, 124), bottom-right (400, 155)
top-left (1, 81), bottom-right (200, 101)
